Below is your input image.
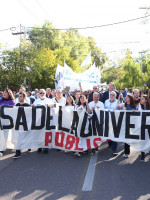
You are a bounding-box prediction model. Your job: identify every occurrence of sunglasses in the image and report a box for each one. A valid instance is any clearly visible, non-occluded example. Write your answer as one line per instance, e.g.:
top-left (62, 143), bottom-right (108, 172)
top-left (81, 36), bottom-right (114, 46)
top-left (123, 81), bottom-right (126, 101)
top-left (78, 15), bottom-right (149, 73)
top-left (40, 92), bottom-right (45, 94)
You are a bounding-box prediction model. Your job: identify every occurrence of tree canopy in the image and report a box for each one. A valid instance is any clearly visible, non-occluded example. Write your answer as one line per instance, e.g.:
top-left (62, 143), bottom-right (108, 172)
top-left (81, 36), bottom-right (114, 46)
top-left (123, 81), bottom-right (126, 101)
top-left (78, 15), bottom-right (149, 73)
top-left (0, 21), bottom-right (150, 91)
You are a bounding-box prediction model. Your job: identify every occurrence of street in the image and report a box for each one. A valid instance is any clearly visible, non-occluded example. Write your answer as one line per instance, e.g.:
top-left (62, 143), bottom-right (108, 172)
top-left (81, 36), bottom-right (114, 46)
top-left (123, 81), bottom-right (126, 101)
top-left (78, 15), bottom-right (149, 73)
top-left (0, 142), bottom-right (150, 200)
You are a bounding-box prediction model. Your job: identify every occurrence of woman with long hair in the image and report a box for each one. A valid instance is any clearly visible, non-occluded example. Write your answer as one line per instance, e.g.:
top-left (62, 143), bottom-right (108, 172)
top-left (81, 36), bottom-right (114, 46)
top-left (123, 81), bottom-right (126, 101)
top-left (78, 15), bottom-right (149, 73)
top-left (74, 95), bottom-right (90, 157)
top-left (66, 95), bottom-right (75, 106)
top-left (76, 95), bottom-right (87, 109)
top-left (0, 88), bottom-right (16, 156)
top-left (0, 88), bottom-right (15, 106)
top-left (124, 94), bottom-right (136, 158)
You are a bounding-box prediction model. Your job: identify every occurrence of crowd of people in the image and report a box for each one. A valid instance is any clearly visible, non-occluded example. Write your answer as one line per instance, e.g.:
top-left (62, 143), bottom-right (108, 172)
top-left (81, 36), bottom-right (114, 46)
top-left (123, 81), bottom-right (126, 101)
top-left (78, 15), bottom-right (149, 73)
top-left (0, 82), bottom-right (150, 161)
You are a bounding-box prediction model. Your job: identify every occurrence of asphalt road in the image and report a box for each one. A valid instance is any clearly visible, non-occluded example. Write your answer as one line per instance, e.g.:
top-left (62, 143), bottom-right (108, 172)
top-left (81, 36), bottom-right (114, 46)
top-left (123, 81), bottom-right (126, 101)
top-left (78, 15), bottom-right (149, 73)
top-left (0, 143), bottom-right (150, 200)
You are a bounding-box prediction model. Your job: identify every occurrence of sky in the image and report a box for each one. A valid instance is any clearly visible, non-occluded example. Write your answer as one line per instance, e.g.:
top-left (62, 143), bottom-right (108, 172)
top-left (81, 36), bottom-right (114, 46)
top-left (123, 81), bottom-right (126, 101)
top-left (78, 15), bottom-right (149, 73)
top-left (0, 0), bottom-right (150, 62)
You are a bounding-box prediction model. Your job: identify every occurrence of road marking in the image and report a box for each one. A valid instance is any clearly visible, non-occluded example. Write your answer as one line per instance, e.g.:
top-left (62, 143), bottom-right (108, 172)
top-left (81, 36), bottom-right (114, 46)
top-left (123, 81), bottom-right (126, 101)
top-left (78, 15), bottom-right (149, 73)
top-left (82, 152), bottom-right (98, 191)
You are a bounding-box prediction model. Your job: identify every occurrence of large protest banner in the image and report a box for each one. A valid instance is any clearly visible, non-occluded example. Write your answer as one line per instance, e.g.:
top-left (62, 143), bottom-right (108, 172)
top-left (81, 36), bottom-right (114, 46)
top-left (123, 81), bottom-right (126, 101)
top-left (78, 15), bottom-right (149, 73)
top-left (0, 105), bottom-right (150, 152)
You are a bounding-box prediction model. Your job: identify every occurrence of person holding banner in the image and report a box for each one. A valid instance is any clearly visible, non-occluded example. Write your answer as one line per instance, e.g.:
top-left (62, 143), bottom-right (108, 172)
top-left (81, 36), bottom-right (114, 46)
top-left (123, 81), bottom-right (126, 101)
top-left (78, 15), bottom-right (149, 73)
top-left (0, 89), bottom-right (16, 157)
top-left (66, 95), bottom-right (75, 107)
top-left (124, 94), bottom-right (137, 158)
top-left (88, 85), bottom-right (103, 103)
top-left (139, 95), bottom-right (150, 161)
top-left (88, 92), bottom-right (104, 154)
top-left (33, 89), bottom-right (52, 154)
top-left (74, 95), bottom-right (90, 157)
top-left (102, 82), bottom-right (119, 103)
top-left (13, 92), bottom-right (31, 159)
top-left (33, 89), bottom-right (52, 106)
top-left (104, 91), bottom-right (118, 155)
top-left (15, 87), bottom-right (31, 105)
top-left (102, 82), bottom-right (119, 151)
top-left (76, 95), bottom-right (89, 112)
top-left (52, 89), bottom-right (66, 106)
top-left (88, 92), bottom-right (104, 110)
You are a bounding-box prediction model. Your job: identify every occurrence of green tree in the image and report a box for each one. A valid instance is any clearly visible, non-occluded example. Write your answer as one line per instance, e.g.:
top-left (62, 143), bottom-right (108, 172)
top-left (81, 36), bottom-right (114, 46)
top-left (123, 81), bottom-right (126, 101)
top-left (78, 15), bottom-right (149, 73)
top-left (101, 65), bottom-right (124, 89)
top-left (31, 47), bottom-right (56, 89)
top-left (0, 21), bottom-right (108, 90)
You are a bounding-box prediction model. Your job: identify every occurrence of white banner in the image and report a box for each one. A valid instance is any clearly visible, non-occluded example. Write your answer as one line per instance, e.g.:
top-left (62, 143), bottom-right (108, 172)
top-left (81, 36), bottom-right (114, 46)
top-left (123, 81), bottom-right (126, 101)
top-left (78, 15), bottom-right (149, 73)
top-left (55, 64), bottom-right (64, 89)
top-left (0, 105), bottom-right (150, 152)
top-left (63, 63), bottom-right (99, 91)
top-left (54, 63), bottom-right (101, 91)
top-left (81, 51), bottom-right (92, 67)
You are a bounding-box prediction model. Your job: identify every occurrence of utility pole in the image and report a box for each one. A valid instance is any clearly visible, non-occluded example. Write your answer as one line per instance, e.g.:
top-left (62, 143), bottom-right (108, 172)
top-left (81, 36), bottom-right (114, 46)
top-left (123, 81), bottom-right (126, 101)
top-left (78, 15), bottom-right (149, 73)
top-left (12, 24), bottom-right (27, 88)
top-left (12, 24), bottom-right (26, 45)
top-left (139, 52), bottom-right (144, 91)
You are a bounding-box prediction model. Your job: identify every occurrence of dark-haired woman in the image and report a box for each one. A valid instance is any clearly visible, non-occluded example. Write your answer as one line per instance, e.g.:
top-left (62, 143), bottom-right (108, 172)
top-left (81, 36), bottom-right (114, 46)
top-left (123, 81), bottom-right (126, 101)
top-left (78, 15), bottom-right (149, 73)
top-left (139, 95), bottom-right (150, 161)
top-left (124, 95), bottom-right (137, 158)
top-left (74, 95), bottom-right (90, 157)
top-left (66, 95), bottom-right (75, 107)
top-left (76, 95), bottom-right (87, 108)
top-left (0, 89), bottom-right (16, 156)
top-left (0, 89), bottom-right (16, 106)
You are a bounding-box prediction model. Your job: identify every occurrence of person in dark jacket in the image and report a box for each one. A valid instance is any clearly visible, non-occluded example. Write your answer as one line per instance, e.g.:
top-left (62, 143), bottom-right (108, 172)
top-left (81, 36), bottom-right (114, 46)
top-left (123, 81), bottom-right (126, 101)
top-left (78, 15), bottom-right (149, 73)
top-left (124, 95), bottom-right (137, 158)
top-left (102, 82), bottom-right (119, 149)
top-left (88, 85), bottom-right (103, 103)
top-left (102, 82), bottom-right (119, 103)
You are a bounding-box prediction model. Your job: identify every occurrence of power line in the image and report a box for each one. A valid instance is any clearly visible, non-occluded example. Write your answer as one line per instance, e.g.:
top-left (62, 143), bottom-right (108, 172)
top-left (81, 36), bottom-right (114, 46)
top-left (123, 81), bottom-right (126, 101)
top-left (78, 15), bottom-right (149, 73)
top-left (0, 27), bottom-right (14, 32)
top-left (0, 14), bottom-right (150, 34)
top-left (27, 14), bottom-right (150, 30)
